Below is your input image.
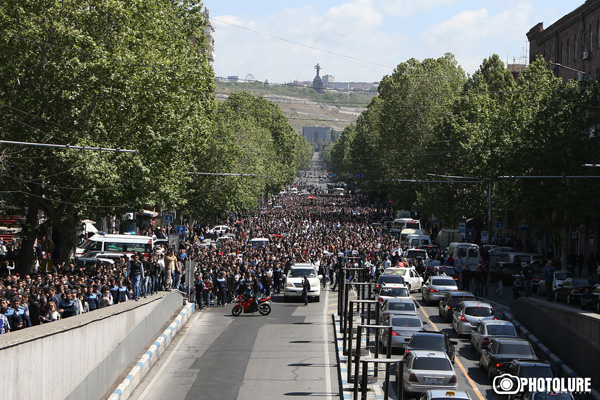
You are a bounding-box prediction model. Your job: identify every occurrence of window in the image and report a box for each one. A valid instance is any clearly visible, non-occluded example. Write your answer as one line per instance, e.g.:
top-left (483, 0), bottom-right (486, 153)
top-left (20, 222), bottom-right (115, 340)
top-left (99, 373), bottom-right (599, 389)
top-left (597, 22), bottom-right (600, 48)
top-left (591, 29), bottom-right (594, 51)
top-left (575, 35), bottom-right (577, 61)
top-left (567, 39), bottom-right (570, 62)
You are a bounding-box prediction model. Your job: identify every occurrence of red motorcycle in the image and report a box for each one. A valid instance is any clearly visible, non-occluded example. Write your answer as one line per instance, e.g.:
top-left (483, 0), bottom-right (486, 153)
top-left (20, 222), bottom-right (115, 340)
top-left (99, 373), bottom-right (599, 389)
top-left (231, 294), bottom-right (272, 316)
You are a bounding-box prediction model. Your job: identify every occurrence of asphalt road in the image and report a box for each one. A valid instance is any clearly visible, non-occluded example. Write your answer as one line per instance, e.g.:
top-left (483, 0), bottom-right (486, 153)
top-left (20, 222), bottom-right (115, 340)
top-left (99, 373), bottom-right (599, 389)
top-left (129, 289), bottom-right (339, 400)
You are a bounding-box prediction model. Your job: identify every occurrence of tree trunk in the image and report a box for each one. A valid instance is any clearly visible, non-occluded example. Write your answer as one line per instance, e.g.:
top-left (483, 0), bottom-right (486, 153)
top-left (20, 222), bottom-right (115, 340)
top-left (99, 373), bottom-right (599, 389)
top-left (53, 220), bottom-right (80, 264)
top-left (17, 183), bottom-right (42, 275)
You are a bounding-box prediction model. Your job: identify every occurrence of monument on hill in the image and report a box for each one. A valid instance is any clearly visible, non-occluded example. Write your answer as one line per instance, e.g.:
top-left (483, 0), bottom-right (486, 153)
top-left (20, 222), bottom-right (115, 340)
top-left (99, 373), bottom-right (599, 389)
top-left (312, 63), bottom-right (324, 93)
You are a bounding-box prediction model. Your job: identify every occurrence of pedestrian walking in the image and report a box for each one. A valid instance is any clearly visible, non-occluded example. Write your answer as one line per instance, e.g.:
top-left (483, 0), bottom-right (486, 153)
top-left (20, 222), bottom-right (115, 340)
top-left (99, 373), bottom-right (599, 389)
top-left (523, 261), bottom-right (534, 298)
top-left (512, 277), bottom-right (523, 301)
top-left (302, 275), bottom-right (310, 306)
top-left (495, 279), bottom-right (503, 297)
top-left (543, 260), bottom-right (555, 302)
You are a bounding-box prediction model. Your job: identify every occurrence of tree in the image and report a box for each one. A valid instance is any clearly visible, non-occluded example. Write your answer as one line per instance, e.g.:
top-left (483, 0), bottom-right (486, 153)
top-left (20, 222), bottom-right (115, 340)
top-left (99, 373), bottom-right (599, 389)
top-left (0, 0), bottom-right (215, 273)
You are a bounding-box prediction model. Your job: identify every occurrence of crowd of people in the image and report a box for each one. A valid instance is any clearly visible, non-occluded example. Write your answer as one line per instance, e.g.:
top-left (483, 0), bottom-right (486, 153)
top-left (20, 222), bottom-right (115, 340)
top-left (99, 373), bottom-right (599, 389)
top-left (0, 184), bottom-right (403, 334)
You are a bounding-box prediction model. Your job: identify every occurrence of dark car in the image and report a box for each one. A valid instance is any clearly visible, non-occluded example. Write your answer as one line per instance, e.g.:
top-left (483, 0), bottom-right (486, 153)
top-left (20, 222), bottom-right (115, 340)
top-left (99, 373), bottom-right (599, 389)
top-left (479, 338), bottom-right (537, 380)
top-left (374, 274), bottom-right (405, 294)
top-left (505, 360), bottom-right (554, 399)
top-left (438, 291), bottom-right (476, 322)
top-left (554, 278), bottom-right (595, 304)
top-left (405, 331), bottom-right (457, 362)
top-left (490, 262), bottom-right (523, 285)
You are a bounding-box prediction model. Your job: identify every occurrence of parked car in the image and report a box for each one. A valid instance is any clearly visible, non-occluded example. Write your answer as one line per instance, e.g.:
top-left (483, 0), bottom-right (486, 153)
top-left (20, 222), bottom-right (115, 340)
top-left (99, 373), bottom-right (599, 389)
top-left (379, 314), bottom-right (426, 352)
top-left (591, 284), bottom-right (600, 312)
top-left (421, 276), bottom-right (459, 305)
top-left (406, 331), bottom-right (457, 362)
top-left (470, 320), bottom-right (518, 355)
top-left (490, 262), bottom-right (523, 285)
top-left (504, 360), bottom-right (553, 399)
top-left (479, 338), bottom-right (537, 380)
top-left (207, 225), bottom-right (230, 235)
top-left (452, 301), bottom-right (496, 336)
top-left (553, 277), bottom-right (595, 304)
top-left (400, 350), bottom-right (457, 395)
top-left (438, 291), bottom-right (476, 322)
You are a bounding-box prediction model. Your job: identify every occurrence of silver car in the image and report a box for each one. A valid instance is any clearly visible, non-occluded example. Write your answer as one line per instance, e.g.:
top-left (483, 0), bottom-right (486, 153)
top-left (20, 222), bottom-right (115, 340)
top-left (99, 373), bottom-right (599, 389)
top-left (470, 320), bottom-right (518, 355)
top-left (379, 297), bottom-right (418, 323)
top-left (380, 314), bottom-right (425, 351)
top-left (421, 276), bottom-right (458, 305)
top-left (452, 301), bottom-right (495, 336)
top-left (400, 350), bottom-right (458, 395)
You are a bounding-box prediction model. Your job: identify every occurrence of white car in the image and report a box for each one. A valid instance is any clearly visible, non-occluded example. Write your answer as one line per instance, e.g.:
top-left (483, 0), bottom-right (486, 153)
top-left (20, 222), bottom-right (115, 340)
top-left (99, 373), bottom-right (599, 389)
top-left (284, 263), bottom-right (321, 302)
top-left (383, 267), bottom-right (423, 292)
top-left (208, 225), bottom-right (230, 235)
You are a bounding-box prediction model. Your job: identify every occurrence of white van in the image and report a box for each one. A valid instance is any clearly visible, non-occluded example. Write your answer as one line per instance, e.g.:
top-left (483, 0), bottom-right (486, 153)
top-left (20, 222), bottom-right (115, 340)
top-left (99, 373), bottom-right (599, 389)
top-left (391, 218), bottom-right (421, 232)
top-left (406, 234), bottom-right (432, 248)
top-left (400, 228), bottom-right (425, 245)
top-left (447, 242), bottom-right (481, 271)
top-left (76, 233), bottom-right (153, 256)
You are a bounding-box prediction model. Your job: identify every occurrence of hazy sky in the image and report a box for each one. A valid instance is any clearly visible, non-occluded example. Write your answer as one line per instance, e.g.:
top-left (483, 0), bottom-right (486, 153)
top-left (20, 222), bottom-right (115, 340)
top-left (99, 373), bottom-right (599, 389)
top-left (203, 0), bottom-right (584, 84)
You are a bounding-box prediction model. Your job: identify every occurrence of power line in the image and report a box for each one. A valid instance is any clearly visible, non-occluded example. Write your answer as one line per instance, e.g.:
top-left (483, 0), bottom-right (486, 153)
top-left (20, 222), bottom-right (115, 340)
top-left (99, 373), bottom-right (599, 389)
top-left (0, 140), bottom-right (137, 153)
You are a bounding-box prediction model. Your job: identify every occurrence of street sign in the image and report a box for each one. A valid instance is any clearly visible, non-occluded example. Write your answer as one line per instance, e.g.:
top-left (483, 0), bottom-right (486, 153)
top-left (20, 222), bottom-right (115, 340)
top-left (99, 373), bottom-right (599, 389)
top-left (176, 225), bottom-right (186, 235)
top-left (164, 214), bottom-right (174, 223)
top-left (354, 173), bottom-right (365, 179)
top-left (496, 221), bottom-right (504, 230)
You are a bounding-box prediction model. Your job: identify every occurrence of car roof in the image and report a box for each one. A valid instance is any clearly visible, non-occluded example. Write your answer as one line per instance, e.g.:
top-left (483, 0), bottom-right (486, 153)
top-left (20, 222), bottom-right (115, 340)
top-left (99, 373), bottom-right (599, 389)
top-left (411, 331), bottom-right (446, 338)
top-left (480, 320), bottom-right (514, 326)
top-left (426, 390), bottom-right (471, 399)
top-left (385, 297), bottom-right (414, 303)
top-left (460, 301), bottom-right (492, 307)
top-left (492, 337), bottom-right (529, 344)
top-left (409, 349), bottom-right (449, 358)
top-left (447, 291), bottom-right (475, 297)
top-left (511, 359), bottom-right (551, 366)
top-left (380, 283), bottom-right (407, 288)
top-left (291, 263), bottom-right (315, 269)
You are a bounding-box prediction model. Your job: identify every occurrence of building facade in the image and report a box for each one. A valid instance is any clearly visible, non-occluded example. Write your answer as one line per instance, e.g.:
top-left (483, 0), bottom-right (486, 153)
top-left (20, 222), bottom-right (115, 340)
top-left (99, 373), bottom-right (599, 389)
top-left (302, 127), bottom-right (331, 143)
top-left (203, 8), bottom-right (215, 64)
top-left (527, 0), bottom-right (600, 81)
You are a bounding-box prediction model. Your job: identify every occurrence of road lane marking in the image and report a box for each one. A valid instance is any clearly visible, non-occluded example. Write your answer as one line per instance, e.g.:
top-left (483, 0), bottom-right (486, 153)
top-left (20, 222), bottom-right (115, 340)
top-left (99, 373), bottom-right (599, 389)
top-left (137, 310), bottom-right (200, 399)
top-left (414, 296), bottom-right (485, 400)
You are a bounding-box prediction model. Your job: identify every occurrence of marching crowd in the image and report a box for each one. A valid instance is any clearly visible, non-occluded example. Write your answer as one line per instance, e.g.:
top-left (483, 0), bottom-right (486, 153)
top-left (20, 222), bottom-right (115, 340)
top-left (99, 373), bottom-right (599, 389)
top-left (0, 185), bottom-right (402, 334)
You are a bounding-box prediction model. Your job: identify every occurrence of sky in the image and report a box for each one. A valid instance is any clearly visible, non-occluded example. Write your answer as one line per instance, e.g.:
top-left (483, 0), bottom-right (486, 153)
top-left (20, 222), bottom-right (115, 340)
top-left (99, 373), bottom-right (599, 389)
top-left (203, 0), bottom-right (585, 84)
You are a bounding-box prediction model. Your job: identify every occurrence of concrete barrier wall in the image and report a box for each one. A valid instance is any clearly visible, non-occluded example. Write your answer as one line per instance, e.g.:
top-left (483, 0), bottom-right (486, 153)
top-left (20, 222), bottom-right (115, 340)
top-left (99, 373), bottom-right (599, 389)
top-left (510, 298), bottom-right (600, 390)
top-left (0, 292), bottom-right (184, 400)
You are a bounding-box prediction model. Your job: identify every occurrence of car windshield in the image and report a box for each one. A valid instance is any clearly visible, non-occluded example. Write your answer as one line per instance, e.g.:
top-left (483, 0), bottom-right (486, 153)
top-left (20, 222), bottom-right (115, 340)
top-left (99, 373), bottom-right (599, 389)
top-left (380, 287), bottom-right (409, 297)
top-left (487, 325), bottom-right (517, 336)
top-left (391, 317), bottom-right (422, 327)
top-left (409, 335), bottom-right (445, 350)
top-left (465, 306), bottom-right (493, 316)
top-left (385, 269), bottom-right (407, 276)
top-left (449, 296), bottom-right (475, 306)
top-left (387, 302), bottom-right (415, 312)
top-left (519, 366), bottom-right (553, 378)
top-left (289, 268), bottom-right (316, 278)
top-left (412, 357), bottom-right (452, 371)
top-left (498, 343), bottom-right (533, 356)
top-left (379, 276), bottom-right (404, 284)
top-left (432, 278), bottom-right (456, 286)
top-left (407, 251), bottom-right (425, 258)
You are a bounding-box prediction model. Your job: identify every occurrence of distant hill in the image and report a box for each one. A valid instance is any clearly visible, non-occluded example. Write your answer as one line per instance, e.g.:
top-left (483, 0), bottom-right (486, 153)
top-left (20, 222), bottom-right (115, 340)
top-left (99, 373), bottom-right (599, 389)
top-left (215, 81), bottom-right (374, 133)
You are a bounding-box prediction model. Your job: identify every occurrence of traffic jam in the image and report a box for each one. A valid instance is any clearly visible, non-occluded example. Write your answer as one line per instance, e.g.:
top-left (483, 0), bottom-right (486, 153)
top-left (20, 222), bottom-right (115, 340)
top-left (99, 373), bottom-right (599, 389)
top-left (349, 220), bottom-right (593, 400)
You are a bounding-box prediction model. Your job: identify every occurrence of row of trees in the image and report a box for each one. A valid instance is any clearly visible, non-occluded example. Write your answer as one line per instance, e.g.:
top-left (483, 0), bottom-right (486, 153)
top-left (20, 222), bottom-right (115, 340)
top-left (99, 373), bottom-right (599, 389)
top-left (325, 53), bottom-right (600, 259)
top-left (0, 0), bottom-right (310, 273)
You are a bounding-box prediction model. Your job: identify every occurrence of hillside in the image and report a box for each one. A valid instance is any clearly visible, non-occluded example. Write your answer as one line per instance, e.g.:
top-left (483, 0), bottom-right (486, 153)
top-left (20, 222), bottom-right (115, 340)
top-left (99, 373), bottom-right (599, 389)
top-left (215, 81), bottom-right (374, 133)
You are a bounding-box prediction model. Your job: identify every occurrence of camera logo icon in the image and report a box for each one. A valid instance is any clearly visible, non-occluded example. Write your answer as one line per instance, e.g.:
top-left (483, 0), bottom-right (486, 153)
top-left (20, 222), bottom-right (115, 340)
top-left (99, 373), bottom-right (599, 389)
top-left (493, 373), bottom-right (521, 395)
